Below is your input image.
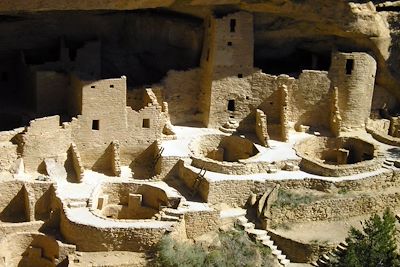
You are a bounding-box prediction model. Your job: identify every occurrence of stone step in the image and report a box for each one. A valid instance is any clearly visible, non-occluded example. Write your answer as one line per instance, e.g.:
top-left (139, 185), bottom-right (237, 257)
top-left (270, 245), bottom-right (278, 251)
top-left (256, 235), bottom-right (270, 242)
top-left (280, 258), bottom-right (290, 266)
top-left (384, 161), bottom-right (394, 166)
top-left (322, 254), bottom-right (330, 261)
top-left (160, 214), bottom-right (180, 222)
top-left (386, 157), bottom-right (396, 163)
top-left (317, 258), bottom-right (328, 266)
top-left (236, 216), bottom-right (248, 225)
top-left (163, 208), bottom-right (185, 217)
top-left (272, 249), bottom-right (282, 256)
top-left (262, 240), bottom-right (274, 246)
top-left (220, 208), bottom-right (247, 219)
top-left (241, 222), bottom-right (255, 230)
top-left (277, 254), bottom-right (286, 260)
top-left (247, 228), bottom-right (268, 235)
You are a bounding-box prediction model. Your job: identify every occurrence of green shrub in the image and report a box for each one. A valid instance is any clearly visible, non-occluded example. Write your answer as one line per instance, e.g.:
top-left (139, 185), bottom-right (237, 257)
top-left (273, 189), bottom-right (319, 208)
top-left (156, 236), bottom-right (207, 267)
top-left (156, 229), bottom-right (275, 267)
top-left (331, 208), bottom-right (400, 267)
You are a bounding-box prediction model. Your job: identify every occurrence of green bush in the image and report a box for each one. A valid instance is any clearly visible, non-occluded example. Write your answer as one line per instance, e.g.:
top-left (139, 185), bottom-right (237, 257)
top-left (157, 236), bottom-right (207, 267)
top-left (156, 229), bottom-right (275, 267)
top-left (273, 189), bottom-right (319, 208)
top-left (331, 208), bottom-right (400, 267)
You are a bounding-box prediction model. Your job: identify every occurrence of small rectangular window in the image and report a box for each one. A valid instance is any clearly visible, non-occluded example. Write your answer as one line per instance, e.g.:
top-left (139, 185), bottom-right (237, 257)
top-left (110, 84), bottom-right (114, 88)
top-left (92, 120), bottom-right (99, 130)
top-left (230, 19), bottom-right (236, 32)
top-left (238, 74), bottom-right (243, 78)
top-left (1, 72), bottom-right (8, 82)
top-left (206, 49), bottom-right (210, 61)
top-left (227, 100), bottom-right (235, 112)
top-left (227, 42), bottom-right (232, 46)
top-left (346, 59), bottom-right (354, 75)
top-left (91, 85), bottom-right (96, 88)
top-left (142, 119), bottom-right (150, 128)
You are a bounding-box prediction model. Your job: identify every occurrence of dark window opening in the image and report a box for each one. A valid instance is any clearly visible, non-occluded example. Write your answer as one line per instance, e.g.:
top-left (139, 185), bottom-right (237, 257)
top-left (110, 84), bottom-right (114, 88)
top-left (69, 48), bottom-right (78, 61)
top-left (238, 73), bottom-right (243, 78)
top-left (1, 72), bottom-right (8, 82)
top-left (227, 99), bottom-right (235, 112)
top-left (227, 42), bottom-right (232, 46)
top-left (24, 46), bottom-right (60, 65)
top-left (91, 85), bottom-right (96, 88)
top-left (206, 49), bottom-right (210, 61)
top-left (376, 5), bottom-right (400, 12)
top-left (142, 119), bottom-right (150, 128)
top-left (92, 120), bottom-right (99, 130)
top-left (230, 19), bottom-right (236, 33)
top-left (254, 49), bottom-right (331, 78)
top-left (246, 96), bottom-right (249, 100)
top-left (346, 59), bottom-right (354, 75)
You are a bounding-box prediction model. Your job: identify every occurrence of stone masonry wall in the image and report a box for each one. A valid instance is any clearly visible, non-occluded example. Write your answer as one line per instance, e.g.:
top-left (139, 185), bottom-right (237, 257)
top-left (60, 209), bottom-right (167, 252)
top-left (22, 116), bottom-right (71, 172)
top-left (270, 191), bottom-right (400, 224)
top-left (184, 209), bottom-right (220, 239)
top-left (162, 69), bottom-right (203, 124)
top-left (329, 52), bottom-right (377, 131)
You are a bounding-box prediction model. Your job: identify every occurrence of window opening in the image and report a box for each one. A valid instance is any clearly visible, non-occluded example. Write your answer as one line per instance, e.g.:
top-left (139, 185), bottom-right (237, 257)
top-left (346, 59), bottom-right (354, 75)
top-left (228, 100), bottom-right (235, 111)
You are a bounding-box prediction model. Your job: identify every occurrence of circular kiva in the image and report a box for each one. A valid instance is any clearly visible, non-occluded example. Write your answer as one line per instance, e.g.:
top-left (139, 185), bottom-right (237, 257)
top-left (188, 134), bottom-right (275, 175)
top-left (294, 136), bottom-right (382, 177)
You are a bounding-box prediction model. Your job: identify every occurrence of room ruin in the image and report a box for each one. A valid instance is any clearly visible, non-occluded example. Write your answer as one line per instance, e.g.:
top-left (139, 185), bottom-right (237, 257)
top-left (1, 1), bottom-right (400, 266)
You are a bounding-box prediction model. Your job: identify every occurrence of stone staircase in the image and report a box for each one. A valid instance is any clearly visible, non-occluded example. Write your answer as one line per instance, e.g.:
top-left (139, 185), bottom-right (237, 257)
top-left (311, 241), bottom-right (348, 266)
top-left (236, 216), bottom-right (290, 266)
top-left (156, 208), bottom-right (183, 222)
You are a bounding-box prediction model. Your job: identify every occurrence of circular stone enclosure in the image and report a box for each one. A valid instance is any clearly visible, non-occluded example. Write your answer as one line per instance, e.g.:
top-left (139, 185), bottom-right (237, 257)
top-left (91, 182), bottom-right (182, 221)
top-left (188, 134), bottom-right (272, 175)
top-left (191, 134), bottom-right (259, 162)
top-left (295, 136), bottom-right (381, 176)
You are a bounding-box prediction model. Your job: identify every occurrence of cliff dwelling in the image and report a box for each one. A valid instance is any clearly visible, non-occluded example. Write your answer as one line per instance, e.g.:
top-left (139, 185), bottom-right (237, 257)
top-left (1, 1), bottom-right (400, 266)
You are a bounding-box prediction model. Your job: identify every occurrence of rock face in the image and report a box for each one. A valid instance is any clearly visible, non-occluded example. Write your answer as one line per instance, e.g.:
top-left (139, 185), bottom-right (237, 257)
top-left (0, 1), bottom-right (397, 105)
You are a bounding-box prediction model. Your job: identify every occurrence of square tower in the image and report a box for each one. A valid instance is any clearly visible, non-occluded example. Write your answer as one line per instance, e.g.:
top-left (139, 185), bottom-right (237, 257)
top-left (200, 11), bottom-right (255, 127)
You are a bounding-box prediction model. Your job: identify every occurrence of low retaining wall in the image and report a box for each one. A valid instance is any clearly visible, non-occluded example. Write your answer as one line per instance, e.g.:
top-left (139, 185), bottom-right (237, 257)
top-left (366, 126), bottom-right (400, 146)
top-left (268, 230), bottom-right (333, 263)
top-left (60, 209), bottom-right (168, 252)
top-left (270, 191), bottom-right (400, 224)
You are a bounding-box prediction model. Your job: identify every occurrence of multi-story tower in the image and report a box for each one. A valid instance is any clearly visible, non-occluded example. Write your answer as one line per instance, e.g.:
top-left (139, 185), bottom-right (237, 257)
top-left (200, 11), bottom-right (254, 127)
top-left (329, 52), bottom-right (377, 131)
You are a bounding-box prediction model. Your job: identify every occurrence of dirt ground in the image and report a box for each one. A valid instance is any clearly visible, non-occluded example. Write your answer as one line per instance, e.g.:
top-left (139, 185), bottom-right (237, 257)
top-left (69, 251), bottom-right (151, 267)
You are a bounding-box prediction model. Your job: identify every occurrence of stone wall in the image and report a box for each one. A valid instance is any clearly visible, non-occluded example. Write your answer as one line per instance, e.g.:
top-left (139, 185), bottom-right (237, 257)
top-left (270, 191), bottom-right (400, 224)
top-left (329, 52), bottom-right (377, 131)
top-left (60, 209), bottom-right (167, 252)
top-left (0, 232), bottom-right (64, 267)
top-left (268, 230), bottom-right (333, 263)
top-left (289, 71), bottom-right (331, 129)
top-left (0, 142), bottom-right (17, 172)
top-left (22, 116), bottom-right (71, 172)
top-left (184, 209), bottom-right (219, 239)
top-left (162, 69), bottom-right (203, 124)
top-left (0, 180), bottom-right (53, 223)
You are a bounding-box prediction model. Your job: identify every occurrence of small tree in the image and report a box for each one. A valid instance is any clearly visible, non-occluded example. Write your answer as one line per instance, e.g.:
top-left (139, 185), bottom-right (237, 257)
top-left (333, 208), bottom-right (400, 267)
